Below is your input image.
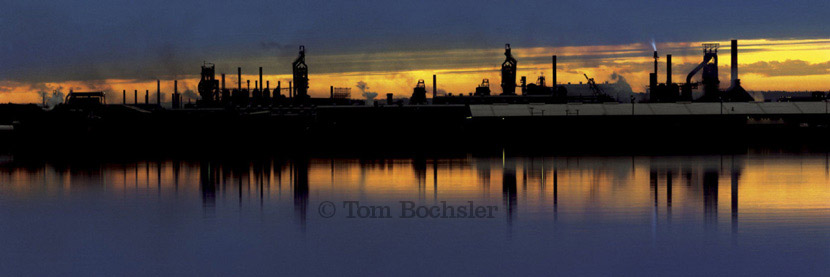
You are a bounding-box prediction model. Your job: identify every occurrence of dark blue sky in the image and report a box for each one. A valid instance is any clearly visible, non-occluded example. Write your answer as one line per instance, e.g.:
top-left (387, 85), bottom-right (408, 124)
top-left (1, 0), bottom-right (827, 82)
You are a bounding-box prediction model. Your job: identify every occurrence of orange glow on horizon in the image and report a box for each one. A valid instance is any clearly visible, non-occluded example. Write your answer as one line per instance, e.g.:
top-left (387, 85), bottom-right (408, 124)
top-left (2, 38), bottom-right (828, 104)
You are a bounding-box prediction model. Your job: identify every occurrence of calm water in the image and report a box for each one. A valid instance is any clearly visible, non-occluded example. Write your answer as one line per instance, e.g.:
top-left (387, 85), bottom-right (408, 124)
top-left (1, 152), bottom-right (828, 275)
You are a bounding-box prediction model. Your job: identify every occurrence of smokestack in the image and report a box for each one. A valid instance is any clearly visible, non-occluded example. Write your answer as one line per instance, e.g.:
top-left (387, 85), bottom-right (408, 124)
top-left (432, 74), bottom-right (438, 98)
top-left (221, 74), bottom-right (225, 90)
top-left (552, 55), bottom-right (557, 86)
top-left (387, 93), bottom-right (393, 105)
top-left (145, 90), bottom-right (148, 104)
top-left (259, 67), bottom-right (263, 92)
top-left (266, 81), bottom-right (270, 91)
top-left (247, 80), bottom-right (250, 91)
top-left (649, 73), bottom-right (657, 92)
top-left (134, 90), bottom-right (137, 104)
top-left (237, 67), bottom-right (242, 90)
top-left (731, 39), bottom-right (738, 83)
top-left (122, 90), bottom-right (126, 104)
top-left (289, 81), bottom-right (293, 98)
top-left (520, 76), bottom-right (527, 94)
top-left (653, 51), bottom-right (658, 76)
top-left (277, 81), bottom-right (281, 96)
top-left (157, 80), bottom-right (160, 104)
top-left (330, 86), bottom-right (334, 99)
top-left (174, 80), bottom-right (178, 109)
top-left (666, 54), bottom-right (672, 84)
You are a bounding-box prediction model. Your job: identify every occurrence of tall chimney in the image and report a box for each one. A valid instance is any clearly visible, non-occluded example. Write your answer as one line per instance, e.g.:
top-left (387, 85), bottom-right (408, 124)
top-left (653, 51), bottom-right (658, 76)
top-left (259, 67), bottom-right (263, 92)
top-left (247, 80), bottom-right (250, 91)
top-left (237, 67), bottom-right (242, 90)
top-left (666, 54), bottom-right (672, 84)
top-left (552, 55), bottom-right (557, 86)
top-left (266, 81), bottom-right (270, 91)
top-left (731, 39), bottom-right (738, 84)
top-left (156, 80), bottom-right (160, 104)
top-left (174, 80), bottom-right (178, 109)
top-left (221, 74), bottom-right (225, 90)
top-left (134, 90), bottom-right (138, 104)
top-left (289, 81), bottom-right (293, 98)
top-left (277, 81), bottom-right (281, 96)
top-left (145, 90), bottom-right (149, 104)
top-left (330, 86), bottom-right (334, 99)
top-left (122, 90), bottom-right (126, 104)
top-left (432, 74), bottom-right (438, 98)
top-left (649, 73), bottom-right (656, 91)
top-left (521, 76), bottom-right (527, 94)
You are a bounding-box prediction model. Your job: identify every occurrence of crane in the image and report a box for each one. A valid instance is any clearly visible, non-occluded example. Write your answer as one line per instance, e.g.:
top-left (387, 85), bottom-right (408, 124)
top-left (584, 73), bottom-right (605, 97)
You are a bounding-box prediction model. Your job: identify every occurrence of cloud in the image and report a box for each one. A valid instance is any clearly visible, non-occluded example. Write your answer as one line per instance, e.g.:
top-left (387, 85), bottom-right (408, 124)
top-left (741, 60), bottom-right (830, 77)
top-left (2, 1), bottom-right (828, 86)
top-left (260, 41), bottom-right (296, 56)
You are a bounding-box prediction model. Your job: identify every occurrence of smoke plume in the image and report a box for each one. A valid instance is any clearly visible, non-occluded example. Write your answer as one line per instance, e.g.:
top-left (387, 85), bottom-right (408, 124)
top-left (356, 81), bottom-right (377, 105)
top-left (33, 83), bottom-right (65, 108)
top-left (609, 72), bottom-right (634, 103)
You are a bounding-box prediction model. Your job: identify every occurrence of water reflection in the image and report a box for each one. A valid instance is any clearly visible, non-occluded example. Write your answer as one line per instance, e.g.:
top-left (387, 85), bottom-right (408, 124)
top-left (502, 157), bottom-right (517, 227)
top-left (0, 153), bottom-right (828, 236)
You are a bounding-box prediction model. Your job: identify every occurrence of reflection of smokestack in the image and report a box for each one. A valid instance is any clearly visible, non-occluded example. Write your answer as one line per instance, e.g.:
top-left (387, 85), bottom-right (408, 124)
top-left (237, 67), bottom-right (242, 90)
top-left (731, 39), bottom-right (738, 83)
top-left (666, 54), bottom-right (672, 84)
top-left (432, 75), bottom-right (436, 99)
top-left (552, 55), bottom-right (557, 86)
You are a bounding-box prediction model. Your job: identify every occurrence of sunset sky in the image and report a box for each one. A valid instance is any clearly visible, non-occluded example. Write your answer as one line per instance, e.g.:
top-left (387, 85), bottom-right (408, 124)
top-left (1, 0), bottom-right (828, 103)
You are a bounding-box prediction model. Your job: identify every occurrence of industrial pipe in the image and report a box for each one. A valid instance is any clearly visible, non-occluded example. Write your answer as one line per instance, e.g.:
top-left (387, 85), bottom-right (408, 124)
top-left (552, 55), bottom-right (557, 86)
top-left (667, 54), bottom-right (672, 84)
top-left (432, 74), bottom-right (438, 98)
top-left (731, 39), bottom-right (738, 84)
top-left (156, 80), bottom-right (160, 104)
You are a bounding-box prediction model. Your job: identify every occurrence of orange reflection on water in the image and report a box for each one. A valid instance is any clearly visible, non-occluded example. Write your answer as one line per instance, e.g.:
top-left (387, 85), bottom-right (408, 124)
top-left (1, 154), bottom-right (828, 228)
